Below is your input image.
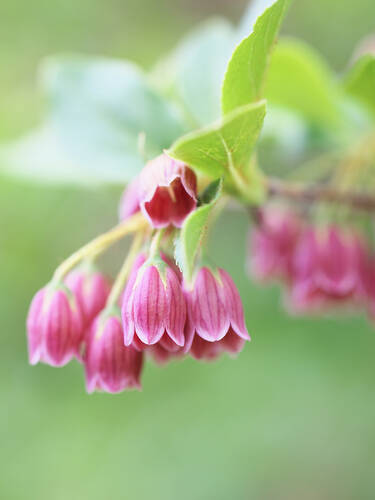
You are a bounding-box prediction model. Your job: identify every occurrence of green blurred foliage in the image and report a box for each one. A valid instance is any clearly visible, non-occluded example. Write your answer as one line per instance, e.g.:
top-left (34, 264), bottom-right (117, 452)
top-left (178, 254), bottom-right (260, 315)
top-left (1, 1), bottom-right (375, 499)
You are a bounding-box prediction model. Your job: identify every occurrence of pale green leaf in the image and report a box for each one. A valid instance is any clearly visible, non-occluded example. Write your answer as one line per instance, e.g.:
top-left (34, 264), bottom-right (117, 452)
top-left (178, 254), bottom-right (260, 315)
top-left (37, 56), bottom-right (186, 183)
top-left (175, 179), bottom-right (222, 282)
top-left (222, 0), bottom-right (287, 114)
top-left (237, 0), bottom-right (286, 41)
top-left (152, 19), bottom-right (234, 127)
top-left (265, 38), bottom-right (342, 126)
top-left (0, 124), bottom-right (141, 185)
top-left (168, 101), bottom-right (266, 179)
top-left (344, 54), bottom-right (375, 117)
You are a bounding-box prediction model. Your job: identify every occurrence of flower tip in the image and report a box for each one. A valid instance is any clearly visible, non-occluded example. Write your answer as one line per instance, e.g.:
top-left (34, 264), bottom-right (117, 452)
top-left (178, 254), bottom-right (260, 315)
top-left (28, 352), bottom-right (40, 366)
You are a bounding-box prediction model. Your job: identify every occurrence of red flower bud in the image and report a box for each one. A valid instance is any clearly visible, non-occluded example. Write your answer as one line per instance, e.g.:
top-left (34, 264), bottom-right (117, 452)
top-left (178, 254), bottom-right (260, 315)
top-left (138, 153), bottom-right (197, 228)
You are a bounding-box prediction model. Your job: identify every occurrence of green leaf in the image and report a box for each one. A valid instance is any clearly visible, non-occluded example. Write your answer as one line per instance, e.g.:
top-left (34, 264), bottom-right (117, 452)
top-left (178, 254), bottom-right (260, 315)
top-left (175, 179), bottom-right (222, 282)
top-left (237, 0), bottom-right (284, 40)
top-left (222, 0), bottom-right (287, 115)
top-left (37, 56), bottom-right (186, 183)
top-left (153, 19), bottom-right (234, 127)
top-left (168, 100), bottom-right (266, 179)
top-left (344, 55), bottom-right (375, 117)
top-left (265, 38), bottom-right (342, 127)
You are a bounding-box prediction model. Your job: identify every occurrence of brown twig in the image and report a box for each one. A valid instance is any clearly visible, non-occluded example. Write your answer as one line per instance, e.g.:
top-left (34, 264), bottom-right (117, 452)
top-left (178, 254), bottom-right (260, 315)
top-left (267, 177), bottom-right (375, 212)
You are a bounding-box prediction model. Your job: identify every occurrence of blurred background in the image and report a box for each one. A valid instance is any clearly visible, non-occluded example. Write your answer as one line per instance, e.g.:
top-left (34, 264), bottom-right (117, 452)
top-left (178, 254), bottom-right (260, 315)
top-left (1, 1), bottom-right (375, 499)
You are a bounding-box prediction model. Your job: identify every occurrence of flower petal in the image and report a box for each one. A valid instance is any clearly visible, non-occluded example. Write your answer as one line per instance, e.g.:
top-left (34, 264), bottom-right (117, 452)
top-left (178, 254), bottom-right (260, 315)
top-left (190, 268), bottom-right (230, 342)
top-left (165, 268), bottom-right (186, 347)
top-left (219, 269), bottom-right (250, 341)
top-left (133, 266), bottom-right (167, 344)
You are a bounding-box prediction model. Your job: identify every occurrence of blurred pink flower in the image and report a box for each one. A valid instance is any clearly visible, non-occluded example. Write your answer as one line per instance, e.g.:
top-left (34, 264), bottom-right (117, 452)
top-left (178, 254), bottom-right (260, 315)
top-left (187, 327), bottom-right (246, 361)
top-left (118, 177), bottom-right (141, 221)
top-left (85, 314), bottom-right (143, 393)
top-left (289, 226), bottom-right (362, 312)
top-left (132, 333), bottom-right (185, 365)
top-left (249, 208), bottom-right (301, 282)
top-left (65, 268), bottom-right (111, 327)
top-left (353, 240), bottom-right (375, 318)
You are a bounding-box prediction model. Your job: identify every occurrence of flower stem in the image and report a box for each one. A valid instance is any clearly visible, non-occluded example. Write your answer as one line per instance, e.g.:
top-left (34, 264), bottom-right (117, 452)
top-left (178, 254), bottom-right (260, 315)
top-left (148, 228), bottom-right (165, 259)
top-left (105, 230), bottom-right (145, 309)
top-left (53, 212), bottom-right (147, 282)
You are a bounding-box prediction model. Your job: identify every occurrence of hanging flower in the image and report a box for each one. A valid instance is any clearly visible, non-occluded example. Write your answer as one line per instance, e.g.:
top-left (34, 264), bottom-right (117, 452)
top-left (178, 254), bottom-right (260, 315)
top-left (183, 267), bottom-right (250, 360)
top-left (27, 284), bottom-right (83, 366)
top-left (122, 254), bottom-right (187, 349)
top-left (288, 227), bottom-right (362, 312)
top-left (85, 312), bottom-right (143, 393)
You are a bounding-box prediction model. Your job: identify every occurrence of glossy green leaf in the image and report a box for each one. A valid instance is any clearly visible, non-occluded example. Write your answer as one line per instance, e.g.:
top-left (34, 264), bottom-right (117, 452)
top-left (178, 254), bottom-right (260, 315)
top-left (222, 0), bottom-right (287, 114)
top-left (265, 38), bottom-right (342, 126)
top-left (168, 101), bottom-right (266, 179)
top-left (175, 179), bottom-right (222, 282)
top-left (237, 0), bottom-right (284, 41)
top-left (345, 54), bottom-right (375, 117)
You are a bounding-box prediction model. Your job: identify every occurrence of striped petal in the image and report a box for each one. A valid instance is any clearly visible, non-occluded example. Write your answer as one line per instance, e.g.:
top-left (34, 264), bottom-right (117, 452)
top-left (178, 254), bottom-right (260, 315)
top-left (133, 266), bottom-right (167, 345)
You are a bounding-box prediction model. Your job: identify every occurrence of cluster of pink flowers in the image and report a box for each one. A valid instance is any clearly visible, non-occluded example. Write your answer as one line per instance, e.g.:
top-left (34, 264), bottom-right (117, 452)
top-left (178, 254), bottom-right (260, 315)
top-left (27, 154), bottom-right (250, 394)
top-left (248, 206), bottom-right (375, 316)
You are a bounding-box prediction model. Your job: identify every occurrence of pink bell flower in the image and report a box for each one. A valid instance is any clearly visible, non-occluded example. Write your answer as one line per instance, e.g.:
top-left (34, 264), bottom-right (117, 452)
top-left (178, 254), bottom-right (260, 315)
top-left (147, 343), bottom-right (184, 364)
top-left (187, 327), bottom-right (246, 361)
top-left (289, 226), bottom-right (361, 312)
top-left (27, 284), bottom-right (83, 367)
top-left (249, 208), bottom-right (301, 282)
top-left (85, 313), bottom-right (143, 393)
top-left (138, 153), bottom-right (197, 228)
top-left (132, 332), bottom-right (185, 365)
top-left (65, 268), bottom-right (111, 327)
top-left (183, 267), bottom-right (250, 360)
top-left (122, 254), bottom-right (187, 348)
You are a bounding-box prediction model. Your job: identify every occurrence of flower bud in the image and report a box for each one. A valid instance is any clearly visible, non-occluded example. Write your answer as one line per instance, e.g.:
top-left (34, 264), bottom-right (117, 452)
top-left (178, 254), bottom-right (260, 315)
top-left (138, 153), bottom-right (197, 228)
top-left (248, 208), bottom-right (301, 282)
top-left (26, 284), bottom-right (83, 366)
top-left (65, 268), bottom-right (111, 327)
top-left (122, 255), bottom-right (186, 349)
top-left (118, 177), bottom-right (141, 221)
top-left (183, 267), bottom-right (250, 360)
top-left (85, 312), bottom-right (143, 393)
